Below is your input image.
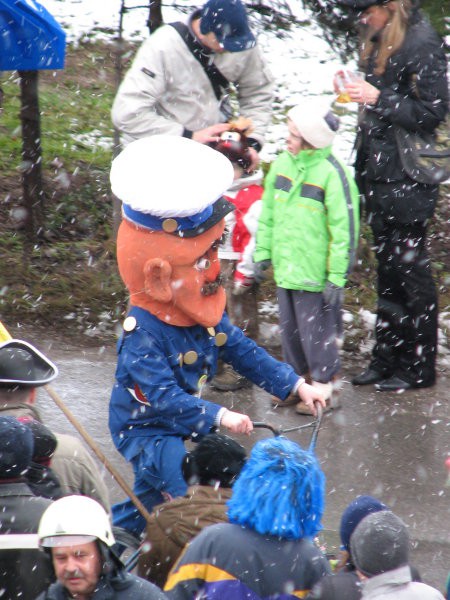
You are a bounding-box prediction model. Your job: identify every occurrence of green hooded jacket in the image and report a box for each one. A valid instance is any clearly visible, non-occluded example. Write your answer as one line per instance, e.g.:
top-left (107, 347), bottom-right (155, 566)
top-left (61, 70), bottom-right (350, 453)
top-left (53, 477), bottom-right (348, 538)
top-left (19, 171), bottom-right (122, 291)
top-left (254, 147), bottom-right (360, 291)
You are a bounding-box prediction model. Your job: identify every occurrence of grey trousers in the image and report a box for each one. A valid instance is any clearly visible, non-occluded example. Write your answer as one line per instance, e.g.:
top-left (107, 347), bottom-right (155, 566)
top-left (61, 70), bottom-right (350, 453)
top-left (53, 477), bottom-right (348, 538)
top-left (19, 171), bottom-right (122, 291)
top-left (277, 287), bottom-right (341, 383)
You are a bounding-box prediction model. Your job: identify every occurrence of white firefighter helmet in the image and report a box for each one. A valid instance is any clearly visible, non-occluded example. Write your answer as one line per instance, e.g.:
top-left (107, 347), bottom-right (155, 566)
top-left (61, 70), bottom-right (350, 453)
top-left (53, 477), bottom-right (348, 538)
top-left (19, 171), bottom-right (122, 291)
top-left (38, 495), bottom-right (115, 548)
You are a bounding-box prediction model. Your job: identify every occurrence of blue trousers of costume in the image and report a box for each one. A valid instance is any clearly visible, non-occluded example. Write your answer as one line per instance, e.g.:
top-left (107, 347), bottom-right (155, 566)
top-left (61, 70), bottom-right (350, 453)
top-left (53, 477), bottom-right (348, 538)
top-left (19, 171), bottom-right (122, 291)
top-left (112, 435), bottom-right (187, 538)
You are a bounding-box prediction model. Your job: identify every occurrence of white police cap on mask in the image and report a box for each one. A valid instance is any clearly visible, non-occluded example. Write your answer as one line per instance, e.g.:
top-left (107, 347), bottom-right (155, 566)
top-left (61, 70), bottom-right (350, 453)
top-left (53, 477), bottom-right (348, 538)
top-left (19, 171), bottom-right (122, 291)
top-left (110, 135), bottom-right (235, 238)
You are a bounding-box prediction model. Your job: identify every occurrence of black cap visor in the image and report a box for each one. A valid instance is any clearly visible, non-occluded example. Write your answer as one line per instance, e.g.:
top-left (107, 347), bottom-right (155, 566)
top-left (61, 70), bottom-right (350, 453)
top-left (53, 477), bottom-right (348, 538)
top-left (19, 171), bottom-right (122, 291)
top-left (177, 197), bottom-right (235, 238)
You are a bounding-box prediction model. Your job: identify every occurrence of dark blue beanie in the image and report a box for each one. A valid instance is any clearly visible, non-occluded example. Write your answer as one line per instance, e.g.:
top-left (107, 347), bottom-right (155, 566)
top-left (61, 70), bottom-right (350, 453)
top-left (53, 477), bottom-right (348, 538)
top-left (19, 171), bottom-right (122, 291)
top-left (0, 416), bottom-right (34, 478)
top-left (340, 495), bottom-right (388, 551)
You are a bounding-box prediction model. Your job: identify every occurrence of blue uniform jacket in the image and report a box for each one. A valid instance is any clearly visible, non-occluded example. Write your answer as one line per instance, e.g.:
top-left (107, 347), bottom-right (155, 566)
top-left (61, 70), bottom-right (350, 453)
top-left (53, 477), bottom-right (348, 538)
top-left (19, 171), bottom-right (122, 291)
top-left (109, 307), bottom-right (299, 455)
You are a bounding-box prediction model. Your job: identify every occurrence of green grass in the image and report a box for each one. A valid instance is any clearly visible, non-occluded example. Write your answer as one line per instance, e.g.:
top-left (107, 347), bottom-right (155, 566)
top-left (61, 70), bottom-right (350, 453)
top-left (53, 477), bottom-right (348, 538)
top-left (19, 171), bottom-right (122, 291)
top-left (0, 41), bottom-right (125, 335)
top-left (0, 42), bottom-right (115, 175)
top-left (421, 1), bottom-right (449, 37)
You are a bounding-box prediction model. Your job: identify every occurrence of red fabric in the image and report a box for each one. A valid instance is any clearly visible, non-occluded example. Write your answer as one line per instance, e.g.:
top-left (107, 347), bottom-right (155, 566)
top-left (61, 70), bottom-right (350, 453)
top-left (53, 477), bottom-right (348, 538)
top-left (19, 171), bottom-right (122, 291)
top-left (233, 270), bottom-right (253, 286)
top-left (226, 185), bottom-right (263, 256)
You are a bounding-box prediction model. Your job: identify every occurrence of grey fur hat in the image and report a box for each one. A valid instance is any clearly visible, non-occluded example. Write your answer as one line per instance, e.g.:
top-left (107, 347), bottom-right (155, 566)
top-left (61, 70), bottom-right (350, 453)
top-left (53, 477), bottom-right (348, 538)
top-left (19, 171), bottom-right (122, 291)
top-left (350, 511), bottom-right (410, 577)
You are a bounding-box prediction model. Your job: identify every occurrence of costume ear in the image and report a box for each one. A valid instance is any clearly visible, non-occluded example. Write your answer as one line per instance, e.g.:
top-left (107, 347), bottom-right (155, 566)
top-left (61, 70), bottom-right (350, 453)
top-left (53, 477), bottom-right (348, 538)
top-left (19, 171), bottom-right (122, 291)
top-left (143, 258), bottom-right (173, 303)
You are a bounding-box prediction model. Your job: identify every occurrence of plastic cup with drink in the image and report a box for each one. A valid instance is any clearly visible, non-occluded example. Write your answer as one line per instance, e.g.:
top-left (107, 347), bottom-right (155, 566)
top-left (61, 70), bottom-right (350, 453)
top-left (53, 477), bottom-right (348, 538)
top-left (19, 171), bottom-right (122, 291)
top-left (334, 69), bottom-right (365, 104)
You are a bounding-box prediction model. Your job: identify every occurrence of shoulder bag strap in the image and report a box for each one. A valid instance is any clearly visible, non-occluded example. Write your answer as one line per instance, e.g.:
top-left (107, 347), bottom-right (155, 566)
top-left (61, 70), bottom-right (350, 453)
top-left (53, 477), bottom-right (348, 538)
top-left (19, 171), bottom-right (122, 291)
top-left (169, 21), bottom-right (230, 100)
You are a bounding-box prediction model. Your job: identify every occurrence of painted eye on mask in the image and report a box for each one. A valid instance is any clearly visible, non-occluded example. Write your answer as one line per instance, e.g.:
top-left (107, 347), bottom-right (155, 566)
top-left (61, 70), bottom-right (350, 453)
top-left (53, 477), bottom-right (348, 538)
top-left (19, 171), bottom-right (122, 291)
top-left (195, 257), bottom-right (211, 271)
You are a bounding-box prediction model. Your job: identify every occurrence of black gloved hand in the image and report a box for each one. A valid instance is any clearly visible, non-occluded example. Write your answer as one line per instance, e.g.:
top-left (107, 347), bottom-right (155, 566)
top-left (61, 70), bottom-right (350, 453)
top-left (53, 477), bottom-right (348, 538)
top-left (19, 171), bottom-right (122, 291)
top-left (253, 259), bottom-right (272, 283)
top-left (323, 281), bottom-right (344, 307)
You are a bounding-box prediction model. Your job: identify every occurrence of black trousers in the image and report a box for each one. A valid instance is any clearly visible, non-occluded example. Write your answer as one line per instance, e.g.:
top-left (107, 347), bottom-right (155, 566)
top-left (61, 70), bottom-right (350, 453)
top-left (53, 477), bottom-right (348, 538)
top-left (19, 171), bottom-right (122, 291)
top-left (369, 218), bottom-right (437, 386)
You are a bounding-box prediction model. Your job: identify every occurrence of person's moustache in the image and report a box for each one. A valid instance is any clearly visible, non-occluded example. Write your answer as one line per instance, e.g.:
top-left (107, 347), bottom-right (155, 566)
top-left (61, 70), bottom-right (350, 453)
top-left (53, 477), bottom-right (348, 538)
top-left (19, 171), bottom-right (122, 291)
top-left (201, 274), bottom-right (224, 296)
top-left (63, 569), bottom-right (84, 580)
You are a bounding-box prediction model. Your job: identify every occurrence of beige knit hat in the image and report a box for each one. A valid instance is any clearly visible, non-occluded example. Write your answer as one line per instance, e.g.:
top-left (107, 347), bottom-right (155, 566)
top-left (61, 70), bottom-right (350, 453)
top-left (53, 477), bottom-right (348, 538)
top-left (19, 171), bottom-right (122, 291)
top-left (288, 99), bottom-right (340, 149)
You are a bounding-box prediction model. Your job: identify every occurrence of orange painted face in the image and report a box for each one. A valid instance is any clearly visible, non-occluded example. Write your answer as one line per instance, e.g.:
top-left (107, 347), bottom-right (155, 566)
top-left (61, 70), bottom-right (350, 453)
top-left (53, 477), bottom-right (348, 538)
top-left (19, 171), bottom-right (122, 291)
top-left (117, 219), bottom-right (227, 327)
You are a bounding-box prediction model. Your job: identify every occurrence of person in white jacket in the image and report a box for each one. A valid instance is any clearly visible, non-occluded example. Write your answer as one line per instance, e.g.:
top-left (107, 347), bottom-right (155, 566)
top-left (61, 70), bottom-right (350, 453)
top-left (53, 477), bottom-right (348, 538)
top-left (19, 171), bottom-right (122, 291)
top-left (112, 0), bottom-right (274, 170)
top-left (351, 510), bottom-right (444, 600)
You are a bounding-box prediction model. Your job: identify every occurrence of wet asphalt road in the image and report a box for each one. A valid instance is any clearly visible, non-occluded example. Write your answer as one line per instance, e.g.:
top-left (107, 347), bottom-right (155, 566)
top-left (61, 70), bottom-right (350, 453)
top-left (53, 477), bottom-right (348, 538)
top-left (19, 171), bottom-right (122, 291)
top-left (18, 329), bottom-right (450, 593)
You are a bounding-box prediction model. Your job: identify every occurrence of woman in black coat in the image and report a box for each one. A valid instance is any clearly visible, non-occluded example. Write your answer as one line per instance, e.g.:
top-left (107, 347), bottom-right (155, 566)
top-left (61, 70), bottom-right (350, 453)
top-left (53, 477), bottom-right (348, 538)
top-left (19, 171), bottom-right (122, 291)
top-left (336, 0), bottom-right (448, 391)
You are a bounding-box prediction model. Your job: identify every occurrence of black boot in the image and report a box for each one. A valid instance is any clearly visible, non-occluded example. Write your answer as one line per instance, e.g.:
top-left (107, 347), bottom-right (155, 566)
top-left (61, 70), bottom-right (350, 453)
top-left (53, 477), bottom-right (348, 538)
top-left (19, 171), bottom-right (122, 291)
top-left (351, 368), bottom-right (387, 386)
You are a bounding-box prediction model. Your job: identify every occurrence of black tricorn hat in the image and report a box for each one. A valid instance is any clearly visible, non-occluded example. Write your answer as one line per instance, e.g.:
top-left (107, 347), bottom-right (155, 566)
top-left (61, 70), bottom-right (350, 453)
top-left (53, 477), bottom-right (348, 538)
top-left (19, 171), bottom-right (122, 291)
top-left (0, 340), bottom-right (58, 387)
top-left (182, 433), bottom-right (247, 488)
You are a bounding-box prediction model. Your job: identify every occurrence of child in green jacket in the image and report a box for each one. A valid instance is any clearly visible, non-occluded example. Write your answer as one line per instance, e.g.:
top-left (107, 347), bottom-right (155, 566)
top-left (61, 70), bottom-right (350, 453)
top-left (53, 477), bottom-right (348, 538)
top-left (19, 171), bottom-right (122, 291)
top-left (254, 98), bottom-right (360, 414)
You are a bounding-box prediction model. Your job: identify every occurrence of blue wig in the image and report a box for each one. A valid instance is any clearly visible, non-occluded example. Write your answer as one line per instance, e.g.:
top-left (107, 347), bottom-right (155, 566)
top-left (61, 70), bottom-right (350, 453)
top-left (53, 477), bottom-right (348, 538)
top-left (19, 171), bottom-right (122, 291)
top-left (227, 437), bottom-right (325, 540)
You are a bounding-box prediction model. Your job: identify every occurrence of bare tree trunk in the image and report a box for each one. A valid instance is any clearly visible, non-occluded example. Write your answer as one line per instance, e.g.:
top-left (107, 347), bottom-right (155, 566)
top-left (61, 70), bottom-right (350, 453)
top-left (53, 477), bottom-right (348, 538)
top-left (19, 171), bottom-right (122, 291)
top-left (112, 0), bottom-right (127, 238)
top-left (19, 70), bottom-right (44, 242)
top-left (148, 0), bottom-right (163, 32)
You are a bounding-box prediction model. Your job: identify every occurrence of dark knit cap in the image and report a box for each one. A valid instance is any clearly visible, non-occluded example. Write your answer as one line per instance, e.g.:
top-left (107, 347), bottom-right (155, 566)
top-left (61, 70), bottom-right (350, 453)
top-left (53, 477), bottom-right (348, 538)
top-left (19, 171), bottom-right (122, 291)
top-left (182, 433), bottom-right (247, 487)
top-left (340, 495), bottom-right (388, 551)
top-left (350, 511), bottom-right (410, 577)
top-left (200, 0), bottom-right (255, 52)
top-left (17, 416), bottom-right (57, 463)
top-left (0, 415), bottom-right (34, 478)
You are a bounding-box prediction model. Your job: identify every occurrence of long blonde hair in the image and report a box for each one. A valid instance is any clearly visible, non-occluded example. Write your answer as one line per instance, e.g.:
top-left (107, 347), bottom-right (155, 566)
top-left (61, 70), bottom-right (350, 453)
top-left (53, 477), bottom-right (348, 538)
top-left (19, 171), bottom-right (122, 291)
top-left (360, 0), bottom-right (412, 75)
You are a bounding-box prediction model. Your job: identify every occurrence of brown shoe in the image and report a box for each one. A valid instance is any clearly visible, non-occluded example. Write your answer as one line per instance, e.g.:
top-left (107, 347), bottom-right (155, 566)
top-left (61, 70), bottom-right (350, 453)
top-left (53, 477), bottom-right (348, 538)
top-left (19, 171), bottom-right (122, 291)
top-left (271, 393), bottom-right (298, 407)
top-left (211, 365), bottom-right (250, 391)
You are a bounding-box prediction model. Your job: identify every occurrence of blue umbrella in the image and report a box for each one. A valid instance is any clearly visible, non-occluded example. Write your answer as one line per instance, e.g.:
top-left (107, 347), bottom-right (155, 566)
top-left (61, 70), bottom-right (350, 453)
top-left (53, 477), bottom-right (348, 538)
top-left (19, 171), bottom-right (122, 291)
top-left (0, 0), bottom-right (66, 71)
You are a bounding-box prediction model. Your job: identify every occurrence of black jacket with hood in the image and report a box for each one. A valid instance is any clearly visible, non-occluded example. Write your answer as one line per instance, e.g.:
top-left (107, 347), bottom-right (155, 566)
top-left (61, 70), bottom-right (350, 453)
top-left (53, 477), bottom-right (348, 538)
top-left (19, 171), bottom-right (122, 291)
top-left (355, 7), bottom-right (448, 224)
top-left (0, 481), bottom-right (54, 600)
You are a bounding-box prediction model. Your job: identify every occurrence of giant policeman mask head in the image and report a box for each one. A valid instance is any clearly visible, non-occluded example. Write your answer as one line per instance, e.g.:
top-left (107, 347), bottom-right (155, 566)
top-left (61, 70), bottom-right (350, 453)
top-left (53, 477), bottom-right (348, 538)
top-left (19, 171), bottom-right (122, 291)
top-left (111, 136), bottom-right (235, 327)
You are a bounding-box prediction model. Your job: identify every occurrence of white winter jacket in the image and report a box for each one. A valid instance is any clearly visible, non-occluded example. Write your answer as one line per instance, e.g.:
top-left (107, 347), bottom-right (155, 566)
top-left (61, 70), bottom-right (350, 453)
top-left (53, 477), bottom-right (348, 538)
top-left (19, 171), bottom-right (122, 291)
top-left (112, 16), bottom-right (274, 147)
top-left (361, 566), bottom-right (445, 600)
